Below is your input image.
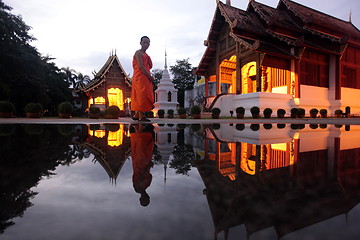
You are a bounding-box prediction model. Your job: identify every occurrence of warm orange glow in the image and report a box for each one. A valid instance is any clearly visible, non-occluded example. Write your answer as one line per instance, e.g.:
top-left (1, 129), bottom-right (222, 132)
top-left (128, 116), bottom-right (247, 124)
top-left (94, 97), bottom-right (106, 104)
top-left (220, 55), bottom-right (236, 93)
top-left (88, 98), bottom-right (94, 108)
top-left (240, 143), bottom-right (257, 175)
top-left (241, 61), bottom-right (257, 94)
top-left (209, 75), bottom-right (216, 82)
top-left (88, 129), bottom-right (106, 138)
top-left (108, 88), bottom-right (124, 110)
top-left (107, 124), bottom-right (124, 147)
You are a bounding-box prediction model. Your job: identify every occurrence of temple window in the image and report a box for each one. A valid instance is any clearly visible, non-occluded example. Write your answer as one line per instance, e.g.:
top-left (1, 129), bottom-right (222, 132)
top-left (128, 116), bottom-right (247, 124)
top-left (108, 88), bottom-right (124, 110)
top-left (219, 55), bottom-right (236, 93)
top-left (94, 97), bottom-right (106, 104)
top-left (168, 91), bottom-right (172, 102)
top-left (241, 62), bottom-right (257, 94)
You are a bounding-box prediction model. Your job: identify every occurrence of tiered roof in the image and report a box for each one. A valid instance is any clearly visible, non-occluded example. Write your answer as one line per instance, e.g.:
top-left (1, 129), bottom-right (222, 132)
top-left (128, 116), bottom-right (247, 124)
top-left (197, 0), bottom-right (360, 75)
top-left (81, 54), bottom-right (131, 93)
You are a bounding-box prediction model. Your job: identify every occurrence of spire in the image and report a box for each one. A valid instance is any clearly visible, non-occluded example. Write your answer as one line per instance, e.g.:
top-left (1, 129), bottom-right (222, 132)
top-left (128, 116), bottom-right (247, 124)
top-left (349, 9), bottom-right (352, 23)
top-left (226, 0), bottom-right (231, 5)
top-left (164, 48), bottom-right (168, 69)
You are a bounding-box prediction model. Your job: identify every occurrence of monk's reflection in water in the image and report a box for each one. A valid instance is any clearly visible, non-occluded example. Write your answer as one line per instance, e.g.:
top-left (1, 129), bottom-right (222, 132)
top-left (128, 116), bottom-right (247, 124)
top-left (130, 124), bottom-right (155, 207)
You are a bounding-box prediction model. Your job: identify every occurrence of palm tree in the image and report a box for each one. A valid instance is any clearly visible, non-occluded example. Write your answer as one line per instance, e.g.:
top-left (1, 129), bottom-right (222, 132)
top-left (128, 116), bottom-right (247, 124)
top-left (61, 67), bottom-right (77, 87)
top-left (75, 73), bottom-right (91, 90)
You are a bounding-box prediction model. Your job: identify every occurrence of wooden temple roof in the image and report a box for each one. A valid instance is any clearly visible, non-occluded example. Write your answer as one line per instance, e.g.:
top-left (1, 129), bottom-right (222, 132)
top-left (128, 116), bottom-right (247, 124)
top-left (197, 0), bottom-right (360, 75)
top-left (81, 54), bottom-right (131, 93)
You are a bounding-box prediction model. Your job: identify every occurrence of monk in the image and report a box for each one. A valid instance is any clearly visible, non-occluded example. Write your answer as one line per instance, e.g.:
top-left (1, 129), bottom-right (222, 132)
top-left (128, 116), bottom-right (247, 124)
top-left (130, 124), bottom-right (154, 206)
top-left (131, 36), bottom-right (154, 122)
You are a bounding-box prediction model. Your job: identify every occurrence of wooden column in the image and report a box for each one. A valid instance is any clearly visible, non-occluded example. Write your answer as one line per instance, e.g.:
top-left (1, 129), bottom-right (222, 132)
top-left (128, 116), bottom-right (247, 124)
top-left (256, 54), bottom-right (261, 92)
top-left (236, 42), bottom-right (242, 94)
top-left (335, 56), bottom-right (341, 100)
top-left (216, 43), bottom-right (220, 95)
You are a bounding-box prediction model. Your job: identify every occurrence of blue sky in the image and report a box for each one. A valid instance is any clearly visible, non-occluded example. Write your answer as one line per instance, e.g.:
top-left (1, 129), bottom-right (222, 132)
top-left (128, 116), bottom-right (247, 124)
top-left (7, 0), bottom-right (360, 77)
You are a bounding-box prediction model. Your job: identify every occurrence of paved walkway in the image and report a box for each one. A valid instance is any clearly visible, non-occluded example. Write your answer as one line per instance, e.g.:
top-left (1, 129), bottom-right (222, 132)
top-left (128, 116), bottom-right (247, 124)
top-left (1, 117), bottom-right (360, 125)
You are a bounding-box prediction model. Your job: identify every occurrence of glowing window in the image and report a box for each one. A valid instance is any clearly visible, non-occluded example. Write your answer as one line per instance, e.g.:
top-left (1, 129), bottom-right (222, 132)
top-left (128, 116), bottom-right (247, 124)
top-left (88, 98), bottom-right (94, 108)
top-left (108, 88), bottom-right (123, 110)
top-left (94, 97), bottom-right (106, 104)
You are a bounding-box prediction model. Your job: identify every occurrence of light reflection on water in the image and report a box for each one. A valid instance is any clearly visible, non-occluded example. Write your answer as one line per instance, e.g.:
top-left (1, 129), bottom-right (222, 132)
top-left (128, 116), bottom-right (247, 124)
top-left (0, 123), bottom-right (360, 240)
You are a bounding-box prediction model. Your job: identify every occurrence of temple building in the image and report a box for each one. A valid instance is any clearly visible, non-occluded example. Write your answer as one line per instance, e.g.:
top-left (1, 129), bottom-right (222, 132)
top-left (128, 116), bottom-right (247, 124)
top-left (196, 0), bottom-right (360, 117)
top-left (79, 54), bottom-right (132, 114)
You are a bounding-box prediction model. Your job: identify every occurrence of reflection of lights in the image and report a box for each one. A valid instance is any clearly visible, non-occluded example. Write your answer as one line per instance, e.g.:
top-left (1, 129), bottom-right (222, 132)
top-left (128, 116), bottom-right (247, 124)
top-left (271, 143), bottom-right (287, 151)
top-left (108, 125), bottom-right (124, 147)
top-left (293, 132), bottom-right (300, 139)
top-left (241, 159), bottom-right (256, 175)
top-left (88, 128), bottom-right (106, 138)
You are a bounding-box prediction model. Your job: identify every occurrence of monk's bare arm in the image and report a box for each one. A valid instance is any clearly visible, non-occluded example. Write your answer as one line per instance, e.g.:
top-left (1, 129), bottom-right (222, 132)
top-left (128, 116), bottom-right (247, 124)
top-left (135, 50), bottom-right (154, 82)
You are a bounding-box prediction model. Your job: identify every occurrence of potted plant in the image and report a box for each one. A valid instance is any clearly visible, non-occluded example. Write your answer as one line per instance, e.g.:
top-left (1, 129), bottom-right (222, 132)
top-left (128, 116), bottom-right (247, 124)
top-left (211, 107), bottom-right (221, 119)
top-left (0, 101), bottom-right (15, 118)
top-left (277, 109), bottom-right (286, 118)
top-left (263, 108), bottom-right (272, 118)
top-left (298, 108), bottom-right (305, 118)
top-left (167, 109), bottom-right (174, 118)
top-left (24, 102), bottom-right (43, 118)
top-left (309, 108), bottom-right (318, 118)
top-left (58, 102), bottom-right (73, 118)
top-left (157, 109), bottom-right (165, 118)
top-left (250, 106), bottom-right (260, 119)
top-left (236, 107), bottom-right (245, 119)
top-left (250, 124), bottom-right (260, 131)
top-left (177, 108), bottom-right (187, 119)
top-left (190, 105), bottom-right (201, 119)
top-left (319, 109), bottom-right (327, 118)
top-left (334, 109), bottom-right (343, 118)
top-left (104, 105), bottom-right (121, 119)
top-left (88, 105), bottom-right (101, 119)
top-left (290, 108), bottom-right (298, 118)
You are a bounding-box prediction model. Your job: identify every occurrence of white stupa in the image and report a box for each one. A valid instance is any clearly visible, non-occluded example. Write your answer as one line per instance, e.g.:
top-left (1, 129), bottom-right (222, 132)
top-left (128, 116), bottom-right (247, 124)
top-left (153, 50), bottom-right (178, 117)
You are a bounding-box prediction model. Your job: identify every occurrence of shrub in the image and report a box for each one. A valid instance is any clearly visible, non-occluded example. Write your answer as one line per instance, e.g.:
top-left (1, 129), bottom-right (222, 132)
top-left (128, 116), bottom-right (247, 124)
top-left (250, 106), bottom-right (260, 115)
top-left (158, 109), bottom-right (165, 116)
top-left (309, 108), bottom-right (319, 115)
top-left (190, 105), bottom-right (201, 115)
top-left (236, 124), bottom-right (245, 131)
top-left (105, 105), bottom-right (121, 116)
top-left (167, 109), bottom-right (174, 115)
top-left (263, 124), bottom-right (272, 130)
top-left (277, 109), bottom-right (286, 115)
top-left (0, 101), bottom-right (15, 113)
top-left (298, 108), bottom-right (305, 117)
top-left (250, 124), bottom-right (260, 131)
top-left (211, 123), bottom-right (221, 130)
top-left (291, 108), bottom-right (299, 115)
top-left (58, 102), bottom-right (73, 114)
top-left (25, 103), bottom-right (43, 113)
top-left (320, 109), bottom-right (327, 117)
top-left (335, 109), bottom-right (343, 115)
top-left (177, 108), bottom-right (186, 115)
top-left (89, 106), bottom-right (100, 114)
top-left (211, 107), bottom-right (221, 115)
top-left (236, 107), bottom-right (245, 114)
top-left (263, 108), bottom-right (272, 117)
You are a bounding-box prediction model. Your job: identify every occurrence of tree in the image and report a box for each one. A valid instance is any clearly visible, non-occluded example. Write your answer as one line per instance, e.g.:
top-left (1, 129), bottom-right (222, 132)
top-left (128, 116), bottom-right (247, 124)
top-left (151, 68), bottom-right (162, 91)
top-left (170, 144), bottom-right (195, 176)
top-left (0, 1), bottom-right (72, 115)
top-left (170, 58), bottom-right (195, 107)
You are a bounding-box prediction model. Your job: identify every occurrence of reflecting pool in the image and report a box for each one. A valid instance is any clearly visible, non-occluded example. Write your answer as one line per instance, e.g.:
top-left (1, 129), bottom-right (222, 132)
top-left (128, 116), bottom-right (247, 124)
top-left (1, 123), bottom-right (360, 240)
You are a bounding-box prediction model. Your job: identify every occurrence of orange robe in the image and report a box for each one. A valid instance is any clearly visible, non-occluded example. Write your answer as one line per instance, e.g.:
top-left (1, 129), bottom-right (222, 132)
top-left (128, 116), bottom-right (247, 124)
top-left (131, 53), bottom-right (154, 112)
top-left (131, 131), bottom-right (154, 193)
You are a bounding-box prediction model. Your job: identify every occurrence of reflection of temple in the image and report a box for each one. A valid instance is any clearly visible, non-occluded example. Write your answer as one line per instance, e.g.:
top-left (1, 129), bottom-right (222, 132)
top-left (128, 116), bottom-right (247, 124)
top-left (195, 124), bottom-right (360, 239)
top-left (84, 124), bottom-right (131, 181)
top-left (154, 124), bottom-right (178, 181)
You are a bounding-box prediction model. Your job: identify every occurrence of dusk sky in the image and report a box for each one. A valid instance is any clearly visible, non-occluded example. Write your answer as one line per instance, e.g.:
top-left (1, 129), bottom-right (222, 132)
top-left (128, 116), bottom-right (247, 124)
top-left (7, 0), bottom-right (360, 78)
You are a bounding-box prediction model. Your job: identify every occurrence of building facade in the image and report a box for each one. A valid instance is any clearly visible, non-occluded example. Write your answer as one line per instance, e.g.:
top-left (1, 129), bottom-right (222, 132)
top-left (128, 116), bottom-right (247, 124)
top-left (196, 0), bottom-right (360, 117)
top-left (79, 54), bottom-right (132, 115)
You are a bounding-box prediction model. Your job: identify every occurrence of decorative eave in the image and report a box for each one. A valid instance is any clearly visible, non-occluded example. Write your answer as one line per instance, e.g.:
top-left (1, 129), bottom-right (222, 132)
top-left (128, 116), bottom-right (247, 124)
top-left (81, 54), bottom-right (131, 92)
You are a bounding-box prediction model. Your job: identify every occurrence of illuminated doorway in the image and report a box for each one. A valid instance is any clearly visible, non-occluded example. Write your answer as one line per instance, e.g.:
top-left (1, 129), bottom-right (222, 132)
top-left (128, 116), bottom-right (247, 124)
top-left (241, 62), bottom-right (257, 94)
top-left (108, 88), bottom-right (124, 110)
top-left (219, 55), bottom-right (236, 93)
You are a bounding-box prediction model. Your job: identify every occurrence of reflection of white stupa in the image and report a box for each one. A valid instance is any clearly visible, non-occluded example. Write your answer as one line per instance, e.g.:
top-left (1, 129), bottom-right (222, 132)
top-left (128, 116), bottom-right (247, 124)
top-left (153, 50), bottom-right (178, 117)
top-left (154, 124), bottom-right (178, 183)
